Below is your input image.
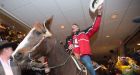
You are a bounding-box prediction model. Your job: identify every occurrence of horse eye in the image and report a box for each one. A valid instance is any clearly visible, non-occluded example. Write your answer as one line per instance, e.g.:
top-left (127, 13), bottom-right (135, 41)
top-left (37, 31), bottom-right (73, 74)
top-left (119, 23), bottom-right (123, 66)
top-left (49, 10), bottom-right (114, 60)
top-left (36, 31), bottom-right (42, 35)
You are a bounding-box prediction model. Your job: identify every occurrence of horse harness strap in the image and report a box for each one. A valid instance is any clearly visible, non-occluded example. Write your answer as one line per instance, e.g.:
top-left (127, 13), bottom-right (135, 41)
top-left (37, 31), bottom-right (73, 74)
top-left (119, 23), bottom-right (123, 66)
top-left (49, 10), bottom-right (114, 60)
top-left (48, 44), bottom-right (82, 69)
top-left (29, 39), bottom-right (71, 70)
top-left (48, 43), bottom-right (71, 69)
top-left (29, 55), bottom-right (71, 71)
top-left (49, 55), bottom-right (71, 69)
top-left (48, 45), bottom-right (87, 74)
top-left (28, 37), bottom-right (87, 75)
top-left (48, 52), bottom-right (87, 75)
top-left (28, 35), bottom-right (46, 61)
top-left (42, 39), bottom-right (85, 70)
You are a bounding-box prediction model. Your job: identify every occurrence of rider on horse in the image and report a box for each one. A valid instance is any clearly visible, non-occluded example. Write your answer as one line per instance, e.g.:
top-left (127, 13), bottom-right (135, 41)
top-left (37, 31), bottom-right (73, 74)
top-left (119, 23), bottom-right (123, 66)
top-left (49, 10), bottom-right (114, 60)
top-left (65, 0), bottom-right (104, 75)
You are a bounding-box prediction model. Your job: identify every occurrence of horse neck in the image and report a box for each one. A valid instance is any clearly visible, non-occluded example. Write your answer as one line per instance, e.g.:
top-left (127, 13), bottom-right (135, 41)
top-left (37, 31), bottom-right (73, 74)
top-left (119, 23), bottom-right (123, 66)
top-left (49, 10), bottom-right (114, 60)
top-left (46, 39), bottom-right (79, 75)
top-left (47, 40), bottom-right (69, 67)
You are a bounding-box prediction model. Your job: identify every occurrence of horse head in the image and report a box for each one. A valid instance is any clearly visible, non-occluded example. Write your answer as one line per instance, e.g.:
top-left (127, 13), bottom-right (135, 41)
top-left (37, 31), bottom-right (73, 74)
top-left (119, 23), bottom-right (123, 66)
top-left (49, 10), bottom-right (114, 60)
top-left (12, 16), bottom-right (53, 64)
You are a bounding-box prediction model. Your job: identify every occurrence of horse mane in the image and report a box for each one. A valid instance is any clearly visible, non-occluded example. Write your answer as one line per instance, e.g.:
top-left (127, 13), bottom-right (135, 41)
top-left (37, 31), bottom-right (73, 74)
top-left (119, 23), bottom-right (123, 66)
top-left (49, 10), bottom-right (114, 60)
top-left (40, 36), bottom-right (68, 58)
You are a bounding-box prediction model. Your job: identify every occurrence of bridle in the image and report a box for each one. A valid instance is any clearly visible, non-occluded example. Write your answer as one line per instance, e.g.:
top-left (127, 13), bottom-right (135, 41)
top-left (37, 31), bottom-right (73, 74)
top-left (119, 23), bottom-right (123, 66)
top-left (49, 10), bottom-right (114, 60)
top-left (27, 20), bottom-right (51, 60)
top-left (28, 45), bottom-right (86, 75)
top-left (27, 37), bottom-right (72, 71)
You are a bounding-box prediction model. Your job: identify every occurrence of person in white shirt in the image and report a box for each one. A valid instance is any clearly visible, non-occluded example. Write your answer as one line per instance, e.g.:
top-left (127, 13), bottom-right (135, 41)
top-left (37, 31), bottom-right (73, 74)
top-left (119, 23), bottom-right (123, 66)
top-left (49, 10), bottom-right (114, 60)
top-left (0, 41), bottom-right (21, 75)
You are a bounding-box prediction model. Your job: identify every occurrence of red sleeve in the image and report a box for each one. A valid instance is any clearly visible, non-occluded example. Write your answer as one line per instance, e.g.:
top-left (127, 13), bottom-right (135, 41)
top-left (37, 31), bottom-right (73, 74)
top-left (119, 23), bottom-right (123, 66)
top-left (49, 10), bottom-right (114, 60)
top-left (86, 16), bottom-right (102, 38)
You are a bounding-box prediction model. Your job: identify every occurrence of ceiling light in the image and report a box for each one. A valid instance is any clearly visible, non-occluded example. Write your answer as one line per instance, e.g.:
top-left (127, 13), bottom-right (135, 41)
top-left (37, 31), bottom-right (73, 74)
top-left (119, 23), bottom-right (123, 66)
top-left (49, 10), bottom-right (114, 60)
top-left (60, 25), bottom-right (65, 29)
top-left (137, 43), bottom-right (140, 46)
top-left (106, 35), bottom-right (110, 38)
top-left (111, 14), bottom-right (118, 19)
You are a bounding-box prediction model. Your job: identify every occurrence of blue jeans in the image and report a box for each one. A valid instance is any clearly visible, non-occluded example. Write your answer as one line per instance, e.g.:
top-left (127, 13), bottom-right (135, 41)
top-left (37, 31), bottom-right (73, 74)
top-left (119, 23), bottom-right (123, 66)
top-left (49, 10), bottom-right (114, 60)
top-left (80, 55), bottom-right (96, 75)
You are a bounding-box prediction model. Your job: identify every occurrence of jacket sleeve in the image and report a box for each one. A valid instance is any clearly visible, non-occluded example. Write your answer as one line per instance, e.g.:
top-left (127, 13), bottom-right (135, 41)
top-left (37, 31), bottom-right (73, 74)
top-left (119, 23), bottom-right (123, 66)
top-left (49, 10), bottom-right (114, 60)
top-left (64, 36), bottom-right (73, 49)
top-left (84, 15), bottom-right (102, 38)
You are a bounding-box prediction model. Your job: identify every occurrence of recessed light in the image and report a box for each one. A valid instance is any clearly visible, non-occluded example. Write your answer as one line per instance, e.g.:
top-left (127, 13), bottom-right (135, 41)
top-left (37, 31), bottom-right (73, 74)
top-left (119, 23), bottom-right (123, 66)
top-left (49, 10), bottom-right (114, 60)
top-left (60, 25), bottom-right (65, 29)
top-left (106, 35), bottom-right (110, 38)
top-left (111, 14), bottom-right (118, 19)
top-left (137, 43), bottom-right (140, 46)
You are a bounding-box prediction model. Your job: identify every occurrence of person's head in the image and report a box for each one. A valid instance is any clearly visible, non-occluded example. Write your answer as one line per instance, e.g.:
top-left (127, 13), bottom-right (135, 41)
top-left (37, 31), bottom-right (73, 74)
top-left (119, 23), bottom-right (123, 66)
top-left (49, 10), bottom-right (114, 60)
top-left (71, 24), bottom-right (80, 33)
top-left (0, 41), bottom-right (17, 58)
top-left (119, 56), bottom-right (129, 65)
top-left (119, 56), bottom-right (126, 62)
top-left (120, 56), bottom-right (126, 60)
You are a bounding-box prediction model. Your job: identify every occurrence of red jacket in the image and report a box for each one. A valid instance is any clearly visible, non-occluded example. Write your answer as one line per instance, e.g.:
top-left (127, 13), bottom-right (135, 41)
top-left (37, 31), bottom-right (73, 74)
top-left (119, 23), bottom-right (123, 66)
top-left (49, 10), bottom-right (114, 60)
top-left (65, 16), bottom-right (102, 56)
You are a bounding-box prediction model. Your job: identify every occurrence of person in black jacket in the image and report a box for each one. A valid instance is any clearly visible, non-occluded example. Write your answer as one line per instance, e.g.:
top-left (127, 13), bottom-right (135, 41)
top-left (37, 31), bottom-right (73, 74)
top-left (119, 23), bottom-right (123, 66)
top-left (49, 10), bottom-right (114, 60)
top-left (0, 41), bottom-right (21, 75)
top-left (131, 50), bottom-right (140, 65)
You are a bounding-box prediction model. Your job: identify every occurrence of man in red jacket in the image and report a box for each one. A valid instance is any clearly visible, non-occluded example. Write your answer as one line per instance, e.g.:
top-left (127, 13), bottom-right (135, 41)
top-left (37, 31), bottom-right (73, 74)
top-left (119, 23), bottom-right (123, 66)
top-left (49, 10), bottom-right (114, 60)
top-left (65, 4), bottom-right (103, 75)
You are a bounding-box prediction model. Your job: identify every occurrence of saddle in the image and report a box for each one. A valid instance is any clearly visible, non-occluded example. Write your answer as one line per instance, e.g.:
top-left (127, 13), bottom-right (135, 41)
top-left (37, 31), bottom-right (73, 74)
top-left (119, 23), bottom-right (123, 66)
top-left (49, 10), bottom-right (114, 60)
top-left (71, 54), bottom-right (105, 71)
top-left (66, 49), bottom-right (103, 72)
top-left (71, 55), bottom-right (87, 72)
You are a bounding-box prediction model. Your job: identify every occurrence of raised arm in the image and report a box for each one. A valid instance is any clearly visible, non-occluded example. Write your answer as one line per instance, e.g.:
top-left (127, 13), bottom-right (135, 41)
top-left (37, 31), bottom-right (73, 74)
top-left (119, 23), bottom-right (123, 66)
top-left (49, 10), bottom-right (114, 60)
top-left (85, 5), bottom-right (103, 38)
top-left (85, 15), bottom-right (102, 38)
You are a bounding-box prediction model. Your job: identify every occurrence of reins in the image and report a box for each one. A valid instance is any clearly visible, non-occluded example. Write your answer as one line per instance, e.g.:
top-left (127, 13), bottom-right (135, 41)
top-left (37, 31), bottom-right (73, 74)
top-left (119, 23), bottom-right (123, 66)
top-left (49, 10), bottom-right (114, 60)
top-left (26, 26), bottom-right (87, 75)
top-left (28, 40), bottom-right (72, 70)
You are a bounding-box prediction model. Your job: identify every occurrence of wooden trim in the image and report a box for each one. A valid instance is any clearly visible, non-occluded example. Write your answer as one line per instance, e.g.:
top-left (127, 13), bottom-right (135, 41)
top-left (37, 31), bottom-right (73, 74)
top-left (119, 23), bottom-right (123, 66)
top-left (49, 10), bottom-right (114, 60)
top-left (0, 7), bottom-right (30, 33)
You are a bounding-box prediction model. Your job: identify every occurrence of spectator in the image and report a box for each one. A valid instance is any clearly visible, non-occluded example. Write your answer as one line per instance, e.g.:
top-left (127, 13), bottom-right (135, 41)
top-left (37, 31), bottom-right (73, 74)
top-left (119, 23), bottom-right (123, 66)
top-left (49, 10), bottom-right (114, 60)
top-left (0, 41), bottom-right (21, 75)
top-left (115, 56), bottom-right (139, 75)
top-left (131, 50), bottom-right (140, 64)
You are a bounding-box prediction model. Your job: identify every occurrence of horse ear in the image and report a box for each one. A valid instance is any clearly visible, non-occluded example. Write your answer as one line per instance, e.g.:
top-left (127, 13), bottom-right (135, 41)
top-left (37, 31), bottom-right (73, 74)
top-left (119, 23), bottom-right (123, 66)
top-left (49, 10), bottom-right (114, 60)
top-left (44, 16), bottom-right (53, 31)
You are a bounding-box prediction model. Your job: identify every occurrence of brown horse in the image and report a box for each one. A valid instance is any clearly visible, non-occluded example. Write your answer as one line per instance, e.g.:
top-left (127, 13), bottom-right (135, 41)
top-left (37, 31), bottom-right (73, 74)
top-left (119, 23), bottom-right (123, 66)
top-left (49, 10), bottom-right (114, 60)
top-left (12, 16), bottom-right (88, 75)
